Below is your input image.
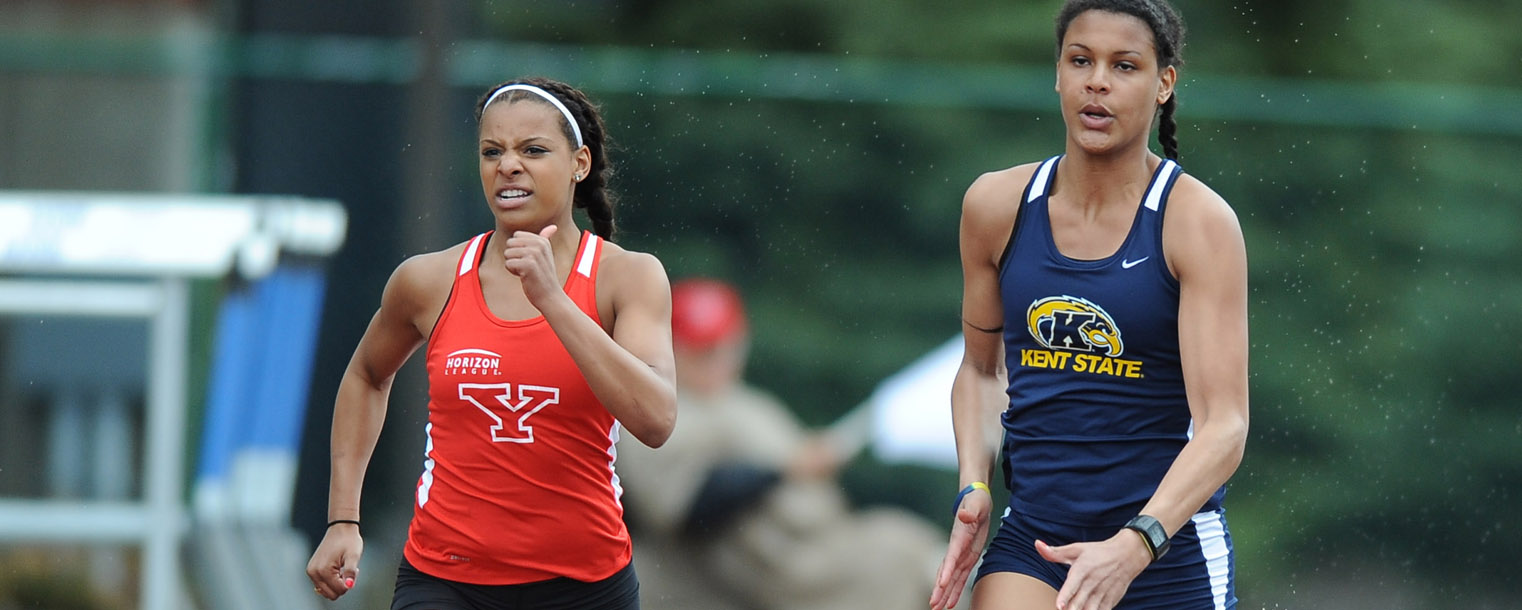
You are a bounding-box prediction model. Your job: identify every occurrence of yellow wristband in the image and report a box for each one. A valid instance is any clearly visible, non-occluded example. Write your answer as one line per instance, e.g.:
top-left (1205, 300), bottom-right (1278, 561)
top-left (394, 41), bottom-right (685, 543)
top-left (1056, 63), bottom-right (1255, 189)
top-left (952, 482), bottom-right (991, 516)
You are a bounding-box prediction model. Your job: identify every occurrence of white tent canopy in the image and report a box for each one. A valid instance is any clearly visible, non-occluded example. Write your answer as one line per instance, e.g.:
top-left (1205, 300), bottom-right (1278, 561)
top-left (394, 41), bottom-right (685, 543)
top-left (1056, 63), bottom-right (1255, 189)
top-left (832, 336), bottom-right (966, 470)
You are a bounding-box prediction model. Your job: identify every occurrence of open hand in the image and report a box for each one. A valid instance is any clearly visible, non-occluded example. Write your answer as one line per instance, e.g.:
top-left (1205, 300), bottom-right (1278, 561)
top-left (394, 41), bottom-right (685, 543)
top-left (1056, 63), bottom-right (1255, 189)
top-left (929, 487), bottom-right (992, 609)
top-left (1034, 531), bottom-right (1150, 610)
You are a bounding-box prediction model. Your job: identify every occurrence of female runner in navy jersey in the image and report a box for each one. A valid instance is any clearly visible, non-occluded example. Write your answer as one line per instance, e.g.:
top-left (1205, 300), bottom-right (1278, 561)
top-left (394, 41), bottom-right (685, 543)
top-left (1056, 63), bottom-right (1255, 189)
top-left (305, 77), bottom-right (676, 610)
top-left (930, 1), bottom-right (1248, 609)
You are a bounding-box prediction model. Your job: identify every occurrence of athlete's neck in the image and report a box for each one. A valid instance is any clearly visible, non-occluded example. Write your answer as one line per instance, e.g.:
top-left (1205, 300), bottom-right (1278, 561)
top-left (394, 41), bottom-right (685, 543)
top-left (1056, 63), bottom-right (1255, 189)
top-left (482, 224), bottom-right (582, 275)
top-left (1052, 148), bottom-right (1162, 217)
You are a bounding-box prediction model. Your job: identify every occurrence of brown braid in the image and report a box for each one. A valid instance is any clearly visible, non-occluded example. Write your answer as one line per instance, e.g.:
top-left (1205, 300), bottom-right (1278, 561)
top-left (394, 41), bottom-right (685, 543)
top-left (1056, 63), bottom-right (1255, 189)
top-left (1158, 96), bottom-right (1179, 161)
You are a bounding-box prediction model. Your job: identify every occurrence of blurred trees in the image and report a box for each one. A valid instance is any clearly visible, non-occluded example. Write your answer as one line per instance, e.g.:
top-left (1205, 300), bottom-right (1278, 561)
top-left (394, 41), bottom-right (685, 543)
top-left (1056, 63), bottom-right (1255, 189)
top-left (462, 0), bottom-right (1522, 604)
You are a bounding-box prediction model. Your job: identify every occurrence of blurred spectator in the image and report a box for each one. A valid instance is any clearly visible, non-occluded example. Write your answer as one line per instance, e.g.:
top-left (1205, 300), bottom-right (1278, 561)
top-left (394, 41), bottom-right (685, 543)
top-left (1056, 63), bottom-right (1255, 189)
top-left (618, 278), bottom-right (945, 610)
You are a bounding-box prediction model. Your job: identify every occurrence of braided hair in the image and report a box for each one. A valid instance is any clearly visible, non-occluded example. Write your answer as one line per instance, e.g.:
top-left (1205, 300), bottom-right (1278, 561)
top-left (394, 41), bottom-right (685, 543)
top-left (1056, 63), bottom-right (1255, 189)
top-left (476, 77), bottom-right (618, 239)
top-left (1056, 0), bottom-right (1186, 160)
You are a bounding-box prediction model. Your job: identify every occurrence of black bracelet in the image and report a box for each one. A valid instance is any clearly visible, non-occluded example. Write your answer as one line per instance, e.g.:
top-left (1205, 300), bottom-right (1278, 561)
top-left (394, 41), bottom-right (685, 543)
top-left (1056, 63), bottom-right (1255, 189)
top-left (327, 519), bottom-right (361, 529)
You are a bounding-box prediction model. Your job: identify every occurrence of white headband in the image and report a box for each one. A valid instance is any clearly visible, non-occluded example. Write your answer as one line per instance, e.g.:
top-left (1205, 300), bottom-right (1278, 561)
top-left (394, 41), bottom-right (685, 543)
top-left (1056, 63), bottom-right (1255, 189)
top-left (481, 84), bottom-right (585, 149)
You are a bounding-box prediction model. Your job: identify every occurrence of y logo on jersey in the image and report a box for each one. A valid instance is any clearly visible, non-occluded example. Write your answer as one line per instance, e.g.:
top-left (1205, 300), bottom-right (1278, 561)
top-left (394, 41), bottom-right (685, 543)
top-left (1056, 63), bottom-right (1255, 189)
top-left (1022, 296), bottom-right (1144, 379)
top-left (458, 383), bottom-right (559, 443)
top-left (1027, 296), bottom-right (1123, 356)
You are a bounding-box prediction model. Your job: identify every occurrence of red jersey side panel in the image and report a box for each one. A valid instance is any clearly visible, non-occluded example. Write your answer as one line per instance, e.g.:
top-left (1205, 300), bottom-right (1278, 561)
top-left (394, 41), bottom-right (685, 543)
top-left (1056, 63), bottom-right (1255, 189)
top-left (404, 231), bottom-right (629, 584)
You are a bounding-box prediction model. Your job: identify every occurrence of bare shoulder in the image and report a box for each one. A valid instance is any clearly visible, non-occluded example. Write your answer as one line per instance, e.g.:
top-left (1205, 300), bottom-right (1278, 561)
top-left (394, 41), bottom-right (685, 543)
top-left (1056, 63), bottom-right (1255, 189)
top-left (963, 161), bottom-right (1042, 218)
top-left (596, 240), bottom-right (669, 286)
top-left (961, 161), bottom-right (1044, 258)
top-left (1163, 173), bottom-right (1246, 279)
top-left (595, 240), bottom-right (672, 314)
top-left (380, 240), bottom-right (472, 333)
top-left (390, 242), bottom-right (466, 299)
top-left (1165, 173), bottom-right (1242, 238)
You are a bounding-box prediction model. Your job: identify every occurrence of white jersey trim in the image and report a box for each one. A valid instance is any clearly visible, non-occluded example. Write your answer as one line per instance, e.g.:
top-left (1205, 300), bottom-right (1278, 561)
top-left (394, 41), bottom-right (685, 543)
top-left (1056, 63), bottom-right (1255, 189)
top-left (576, 234), bottom-right (600, 278)
top-left (417, 422), bottom-right (437, 507)
top-left (606, 422), bottom-right (624, 505)
top-left (458, 233), bottom-right (487, 277)
top-left (1027, 156), bottom-right (1061, 203)
top-left (1143, 159), bottom-right (1179, 211)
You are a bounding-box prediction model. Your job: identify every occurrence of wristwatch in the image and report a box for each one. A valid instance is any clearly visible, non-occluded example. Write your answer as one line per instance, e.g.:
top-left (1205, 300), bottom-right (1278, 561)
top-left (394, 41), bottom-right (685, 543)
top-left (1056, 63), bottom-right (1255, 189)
top-left (1123, 515), bottom-right (1170, 562)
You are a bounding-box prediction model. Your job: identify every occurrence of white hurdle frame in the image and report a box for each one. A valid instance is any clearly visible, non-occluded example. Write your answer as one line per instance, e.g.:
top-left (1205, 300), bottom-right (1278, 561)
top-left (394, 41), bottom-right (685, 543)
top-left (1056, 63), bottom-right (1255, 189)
top-left (0, 277), bottom-right (189, 610)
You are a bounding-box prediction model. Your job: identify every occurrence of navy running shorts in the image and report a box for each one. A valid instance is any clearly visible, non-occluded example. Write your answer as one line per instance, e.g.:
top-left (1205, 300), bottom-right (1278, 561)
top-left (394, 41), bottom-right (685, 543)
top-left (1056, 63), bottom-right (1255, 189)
top-left (975, 507), bottom-right (1236, 609)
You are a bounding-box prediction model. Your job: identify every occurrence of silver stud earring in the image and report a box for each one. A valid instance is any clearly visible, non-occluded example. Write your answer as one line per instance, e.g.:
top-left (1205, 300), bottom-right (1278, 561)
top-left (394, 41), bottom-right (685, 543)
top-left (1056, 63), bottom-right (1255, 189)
top-left (574, 173), bottom-right (583, 181)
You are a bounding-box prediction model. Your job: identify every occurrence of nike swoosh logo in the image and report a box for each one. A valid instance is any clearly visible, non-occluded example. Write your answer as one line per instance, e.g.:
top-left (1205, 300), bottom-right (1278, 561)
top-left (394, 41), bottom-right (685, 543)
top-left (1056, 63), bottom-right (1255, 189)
top-left (1121, 257), bottom-right (1149, 269)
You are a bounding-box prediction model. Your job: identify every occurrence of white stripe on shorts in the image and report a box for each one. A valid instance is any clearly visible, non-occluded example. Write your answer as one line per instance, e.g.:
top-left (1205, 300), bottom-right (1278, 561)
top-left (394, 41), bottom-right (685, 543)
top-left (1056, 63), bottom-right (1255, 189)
top-left (1190, 510), bottom-right (1232, 610)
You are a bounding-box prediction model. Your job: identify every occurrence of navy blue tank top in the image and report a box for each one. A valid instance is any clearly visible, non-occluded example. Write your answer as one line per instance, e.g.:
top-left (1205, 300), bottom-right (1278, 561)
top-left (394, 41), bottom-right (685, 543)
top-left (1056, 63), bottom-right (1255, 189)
top-left (997, 155), bottom-right (1225, 527)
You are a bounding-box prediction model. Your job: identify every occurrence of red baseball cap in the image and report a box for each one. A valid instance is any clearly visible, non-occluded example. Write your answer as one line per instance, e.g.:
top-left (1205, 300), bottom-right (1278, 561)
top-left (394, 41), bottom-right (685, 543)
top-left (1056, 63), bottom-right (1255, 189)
top-left (670, 279), bottom-right (747, 349)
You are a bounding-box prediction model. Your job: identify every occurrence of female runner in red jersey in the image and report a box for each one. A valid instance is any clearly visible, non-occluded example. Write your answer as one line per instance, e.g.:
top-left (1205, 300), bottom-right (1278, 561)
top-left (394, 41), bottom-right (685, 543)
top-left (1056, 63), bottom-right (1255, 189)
top-left (306, 77), bottom-right (676, 610)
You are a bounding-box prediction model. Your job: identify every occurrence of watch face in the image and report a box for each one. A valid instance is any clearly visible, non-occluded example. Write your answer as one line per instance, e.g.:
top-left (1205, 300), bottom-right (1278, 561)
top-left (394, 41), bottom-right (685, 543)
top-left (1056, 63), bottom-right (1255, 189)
top-left (1152, 531), bottom-right (1170, 558)
top-left (1126, 516), bottom-right (1169, 560)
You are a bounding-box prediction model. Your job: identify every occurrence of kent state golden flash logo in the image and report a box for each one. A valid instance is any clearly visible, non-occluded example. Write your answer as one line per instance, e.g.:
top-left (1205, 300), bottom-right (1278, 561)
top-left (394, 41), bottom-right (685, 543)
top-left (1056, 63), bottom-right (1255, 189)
top-left (1023, 296), bottom-right (1144, 379)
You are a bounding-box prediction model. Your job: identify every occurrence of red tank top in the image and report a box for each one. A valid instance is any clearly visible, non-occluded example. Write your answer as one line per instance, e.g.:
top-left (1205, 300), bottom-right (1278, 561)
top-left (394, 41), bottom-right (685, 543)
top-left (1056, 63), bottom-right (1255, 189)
top-left (403, 230), bottom-right (630, 584)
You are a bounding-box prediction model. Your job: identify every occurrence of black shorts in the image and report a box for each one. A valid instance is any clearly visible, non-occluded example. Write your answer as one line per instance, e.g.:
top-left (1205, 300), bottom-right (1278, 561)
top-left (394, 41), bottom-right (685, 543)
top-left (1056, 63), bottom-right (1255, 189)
top-left (391, 556), bottom-right (640, 610)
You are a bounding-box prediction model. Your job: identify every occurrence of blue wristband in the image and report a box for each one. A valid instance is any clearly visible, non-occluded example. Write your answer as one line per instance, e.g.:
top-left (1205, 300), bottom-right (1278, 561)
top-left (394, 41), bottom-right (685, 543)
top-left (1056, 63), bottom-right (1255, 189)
top-left (951, 482), bottom-right (991, 517)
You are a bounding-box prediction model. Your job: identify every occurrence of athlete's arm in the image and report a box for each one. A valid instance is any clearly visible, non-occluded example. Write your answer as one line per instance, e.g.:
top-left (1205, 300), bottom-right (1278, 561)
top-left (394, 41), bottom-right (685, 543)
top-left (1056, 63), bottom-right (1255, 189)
top-left (542, 243), bottom-right (677, 448)
top-left (1140, 176), bottom-right (1250, 535)
top-left (931, 168), bottom-right (1025, 610)
top-left (307, 251), bottom-right (445, 599)
top-left (952, 170), bottom-right (1019, 506)
top-left (326, 255), bottom-right (439, 524)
